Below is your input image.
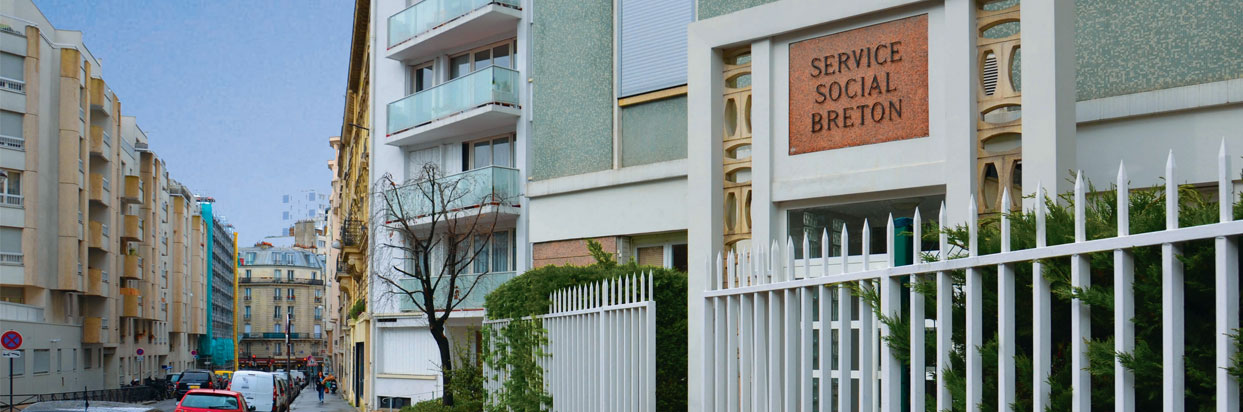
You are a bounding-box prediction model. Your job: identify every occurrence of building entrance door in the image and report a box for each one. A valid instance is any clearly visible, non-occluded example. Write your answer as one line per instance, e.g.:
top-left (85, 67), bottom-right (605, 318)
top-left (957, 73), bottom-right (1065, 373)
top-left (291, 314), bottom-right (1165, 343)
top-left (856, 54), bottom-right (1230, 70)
top-left (354, 342), bottom-right (364, 406)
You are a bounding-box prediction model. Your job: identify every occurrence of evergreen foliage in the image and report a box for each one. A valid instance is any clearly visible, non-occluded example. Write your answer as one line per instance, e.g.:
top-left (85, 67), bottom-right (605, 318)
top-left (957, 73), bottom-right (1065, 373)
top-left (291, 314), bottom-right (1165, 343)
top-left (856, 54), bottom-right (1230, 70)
top-left (482, 241), bottom-right (688, 411)
top-left (861, 182), bottom-right (1243, 411)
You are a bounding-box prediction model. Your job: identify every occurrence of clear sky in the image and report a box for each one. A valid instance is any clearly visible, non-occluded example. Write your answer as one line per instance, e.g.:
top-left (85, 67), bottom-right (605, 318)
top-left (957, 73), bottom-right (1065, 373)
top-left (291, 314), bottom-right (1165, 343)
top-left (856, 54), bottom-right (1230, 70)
top-left (34, 0), bottom-right (352, 246)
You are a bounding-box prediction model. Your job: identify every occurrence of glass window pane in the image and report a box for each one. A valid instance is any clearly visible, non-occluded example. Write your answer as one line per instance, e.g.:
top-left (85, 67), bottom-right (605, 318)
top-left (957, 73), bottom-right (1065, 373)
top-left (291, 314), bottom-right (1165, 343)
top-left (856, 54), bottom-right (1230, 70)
top-left (0, 53), bottom-right (22, 81)
top-left (492, 45), bottom-right (511, 68)
top-left (449, 54), bottom-right (470, 79)
top-left (492, 138), bottom-right (512, 168)
top-left (472, 235), bottom-right (489, 274)
top-left (1, 111), bottom-right (22, 138)
top-left (473, 141), bottom-right (492, 169)
top-left (492, 232), bottom-right (509, 272)
top-left (473, 50), bottom-right (491, 70)
top-left (0, 227), bottom-right (20, 253)
top-left (414, 66), bottom-right (433, 92)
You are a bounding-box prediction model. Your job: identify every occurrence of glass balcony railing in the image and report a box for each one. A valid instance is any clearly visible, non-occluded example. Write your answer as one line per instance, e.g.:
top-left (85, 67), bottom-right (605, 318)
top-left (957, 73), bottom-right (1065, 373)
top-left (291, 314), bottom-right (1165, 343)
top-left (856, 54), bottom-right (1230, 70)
top-left (387, 165), bottom-right (519, 218)
top-left (387, 66), bottom-right (519, 135)
top-left (400, 271), bottom-right (516, 312)
top-left (388, 0), bottom-right (521, 48)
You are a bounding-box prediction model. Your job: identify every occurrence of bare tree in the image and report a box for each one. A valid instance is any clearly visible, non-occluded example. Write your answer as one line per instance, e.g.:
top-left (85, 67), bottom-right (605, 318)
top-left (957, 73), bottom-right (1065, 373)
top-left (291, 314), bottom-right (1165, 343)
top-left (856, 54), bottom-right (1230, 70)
top-left (371, 163), bottom-right (513, 407)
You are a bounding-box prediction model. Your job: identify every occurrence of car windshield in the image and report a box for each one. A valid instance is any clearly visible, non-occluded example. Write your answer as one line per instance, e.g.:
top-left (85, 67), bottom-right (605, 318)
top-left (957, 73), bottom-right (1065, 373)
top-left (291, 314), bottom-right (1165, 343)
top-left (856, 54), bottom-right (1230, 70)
top-left (180, 394), bottom-right (239, 410)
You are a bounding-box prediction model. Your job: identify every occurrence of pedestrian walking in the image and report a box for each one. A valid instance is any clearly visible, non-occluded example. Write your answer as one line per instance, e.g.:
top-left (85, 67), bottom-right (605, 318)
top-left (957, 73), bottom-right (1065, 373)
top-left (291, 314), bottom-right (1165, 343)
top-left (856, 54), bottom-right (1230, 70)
top-left (316, 372), bottom-right (325, 403)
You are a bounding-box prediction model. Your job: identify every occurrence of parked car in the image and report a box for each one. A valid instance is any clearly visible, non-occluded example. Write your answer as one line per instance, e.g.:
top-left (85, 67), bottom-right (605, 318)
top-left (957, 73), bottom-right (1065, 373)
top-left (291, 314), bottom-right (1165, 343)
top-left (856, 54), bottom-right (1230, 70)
top-left (229, 371), bottom-right (279, 412)
top-left (175, 370), bottom-right (218, 400)
top-left (273, 371), bottom-right (297, 398)
top-left (273, 374), bottom-right (292, 412)
top-left (289, 370), bottom-right (306, 388)
top-left (176, 389), bottom-right (255, 412)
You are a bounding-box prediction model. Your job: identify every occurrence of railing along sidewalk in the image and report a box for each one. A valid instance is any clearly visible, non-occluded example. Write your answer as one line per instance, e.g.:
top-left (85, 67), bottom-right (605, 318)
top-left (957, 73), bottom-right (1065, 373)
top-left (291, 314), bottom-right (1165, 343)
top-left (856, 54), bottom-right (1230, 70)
top-left (699, 142), bottom-right (1243, 411)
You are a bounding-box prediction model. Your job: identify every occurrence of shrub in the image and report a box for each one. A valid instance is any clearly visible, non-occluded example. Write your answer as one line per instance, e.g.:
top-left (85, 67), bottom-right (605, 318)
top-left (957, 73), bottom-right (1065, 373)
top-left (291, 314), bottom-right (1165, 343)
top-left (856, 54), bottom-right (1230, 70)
top-left (484, 241), bottom-right (688, 411)
top-left (348, 299), bottom-right (365, 320)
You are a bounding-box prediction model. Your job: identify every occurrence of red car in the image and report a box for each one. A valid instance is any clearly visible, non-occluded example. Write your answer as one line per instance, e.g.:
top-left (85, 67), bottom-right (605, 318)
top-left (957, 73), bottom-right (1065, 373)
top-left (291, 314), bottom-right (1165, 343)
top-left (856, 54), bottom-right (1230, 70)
top-left (176, 389), bottom-right (256, 412)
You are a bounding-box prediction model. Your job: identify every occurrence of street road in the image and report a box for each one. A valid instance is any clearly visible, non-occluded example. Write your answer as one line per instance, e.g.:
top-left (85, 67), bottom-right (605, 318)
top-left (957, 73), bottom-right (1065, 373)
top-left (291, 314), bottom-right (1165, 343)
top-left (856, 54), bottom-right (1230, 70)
top-left (152, 387), bottom-right (354, 412)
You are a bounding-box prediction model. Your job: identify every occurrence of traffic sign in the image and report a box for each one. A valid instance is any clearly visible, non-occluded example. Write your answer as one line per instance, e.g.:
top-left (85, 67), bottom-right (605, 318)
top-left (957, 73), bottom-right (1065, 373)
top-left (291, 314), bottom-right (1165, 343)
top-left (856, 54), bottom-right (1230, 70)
top-left (191, 350), bottom-right (198, 356)
top-left (136, 348), bottom-right (144, 356)
top-left (1, 331), bottom-right (21, 350)
top-left (2, 351), bottom-right (19, 358)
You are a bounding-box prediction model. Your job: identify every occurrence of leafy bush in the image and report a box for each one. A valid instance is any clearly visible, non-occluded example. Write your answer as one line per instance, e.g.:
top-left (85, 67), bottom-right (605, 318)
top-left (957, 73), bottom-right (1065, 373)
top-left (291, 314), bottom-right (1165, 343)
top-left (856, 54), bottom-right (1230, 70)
top-left (348, 299), bottom-right (365, 320)
top-left (483, 240), bottom-right (688, 411)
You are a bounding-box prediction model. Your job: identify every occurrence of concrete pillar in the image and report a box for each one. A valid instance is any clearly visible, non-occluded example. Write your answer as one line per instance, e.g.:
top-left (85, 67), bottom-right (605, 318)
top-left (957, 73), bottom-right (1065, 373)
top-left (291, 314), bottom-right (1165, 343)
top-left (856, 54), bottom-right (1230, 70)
top-left (1021, 0), bottom-right (1077, 204)
top-left (943, 0), bottom-right (978, 225)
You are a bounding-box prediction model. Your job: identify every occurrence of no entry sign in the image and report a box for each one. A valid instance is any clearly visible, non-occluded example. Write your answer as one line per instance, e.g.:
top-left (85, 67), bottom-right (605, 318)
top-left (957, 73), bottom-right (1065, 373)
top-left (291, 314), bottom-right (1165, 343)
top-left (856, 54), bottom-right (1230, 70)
top-left (136, 348), bottom-right (144, 356)
top-left (1, 331), bottom-right (21, 350)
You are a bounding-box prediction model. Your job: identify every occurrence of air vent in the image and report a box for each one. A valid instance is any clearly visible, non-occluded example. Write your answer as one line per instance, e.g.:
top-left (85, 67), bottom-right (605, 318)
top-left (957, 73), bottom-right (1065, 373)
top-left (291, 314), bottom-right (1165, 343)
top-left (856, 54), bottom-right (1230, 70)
top-left (982, 53), bottom-right (999, 96)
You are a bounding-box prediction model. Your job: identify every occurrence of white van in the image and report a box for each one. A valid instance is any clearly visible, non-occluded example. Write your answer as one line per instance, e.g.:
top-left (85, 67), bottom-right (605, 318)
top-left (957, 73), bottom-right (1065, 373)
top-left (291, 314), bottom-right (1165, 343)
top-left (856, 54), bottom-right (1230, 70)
top-left (230, 371), bottom-right (279, 412)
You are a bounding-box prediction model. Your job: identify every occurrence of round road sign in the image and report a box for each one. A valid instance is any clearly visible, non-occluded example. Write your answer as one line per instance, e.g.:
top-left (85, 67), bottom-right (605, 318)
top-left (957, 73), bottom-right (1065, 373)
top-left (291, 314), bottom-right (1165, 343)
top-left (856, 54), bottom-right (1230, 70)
top-left (136, 348), bottom-right (144, 356)
top-left (1, 330), bottom-right (22, 350)
top-left (191, 350), bottom-right (198, 356)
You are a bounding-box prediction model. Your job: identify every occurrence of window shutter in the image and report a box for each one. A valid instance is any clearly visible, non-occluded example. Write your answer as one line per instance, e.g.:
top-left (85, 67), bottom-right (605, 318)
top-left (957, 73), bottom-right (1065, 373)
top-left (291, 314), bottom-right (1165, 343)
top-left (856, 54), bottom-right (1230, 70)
top-left (619, 0), bottom-right (694, 97)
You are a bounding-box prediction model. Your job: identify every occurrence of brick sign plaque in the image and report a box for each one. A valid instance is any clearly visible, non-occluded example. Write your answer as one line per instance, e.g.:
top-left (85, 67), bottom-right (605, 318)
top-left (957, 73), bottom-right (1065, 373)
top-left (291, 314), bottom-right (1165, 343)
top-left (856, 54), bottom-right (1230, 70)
top-left (788, 15), bottom-right (929, 155)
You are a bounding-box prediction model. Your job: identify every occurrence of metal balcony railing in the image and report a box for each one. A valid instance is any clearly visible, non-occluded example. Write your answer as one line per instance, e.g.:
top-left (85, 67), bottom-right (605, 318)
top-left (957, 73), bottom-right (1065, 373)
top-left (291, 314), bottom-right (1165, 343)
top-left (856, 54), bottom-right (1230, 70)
top-left (0, 76), bottom-right (24, 93)
top-left (0, 134), bottom-right (22, 150)
top-left (0, 252), bottom-right (22, 266)
top-left (387, 66), bottom-right (519, 135)
top-left (0, 194), bottom-right (22, 208)
top-left (388, 0), bottom-right (520, 48)
top-left (341, 218), bottom-right (365, 248)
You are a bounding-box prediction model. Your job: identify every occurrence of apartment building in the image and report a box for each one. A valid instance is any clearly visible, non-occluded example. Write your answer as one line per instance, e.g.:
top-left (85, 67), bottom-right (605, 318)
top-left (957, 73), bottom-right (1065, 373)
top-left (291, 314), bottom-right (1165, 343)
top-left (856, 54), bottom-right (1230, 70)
top-left (365, 0), bottom-right (528, 406)
top-left (332, 0), bottom-right (371, 407)
top-left (236, 245), bottom-right (328, 371)
top-left (197, 200), bottom-right (236, 370)
top-left (0, 0), bottom-right (211, 394)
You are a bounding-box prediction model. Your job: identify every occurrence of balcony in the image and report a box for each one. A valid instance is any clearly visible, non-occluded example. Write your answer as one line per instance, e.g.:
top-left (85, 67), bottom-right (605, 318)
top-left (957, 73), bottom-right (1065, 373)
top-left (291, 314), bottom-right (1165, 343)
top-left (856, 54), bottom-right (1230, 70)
top-left (400, 271), bottom-right (515, 312)
top-left (89, 126), bottom-right (111, 159)
top-left (123, 254), bottom-right (142, 280)
top-left (82, 316), bottom-right (103, 344)
top-left (0, 134), bottom-right (23, 150)
top-left (386, 66), bottom-right (519, 146)
top-left (86, 268), bottom-right (104, 296)
top-left (1, 193), bottom-right (23, 208)
top-left (122, 175), bottom-right (143, 204)
top-left (0, 76), bottom-right (24, 94)
top-left (387, 0), bottom-right (521, 62)
top-left (122, 215), bottom-right (142, 241)
top-left (387, 165), bottom-right (520, 224)
top-left (88, 221), bottom-right (108, 251)
top-left (239, 277), bottom-right (324, 285)
top-left (88, 173), bottom-right (110, 206)
top-left (121, 288), bottom-right (141, 317)
top-left (340, 219), bottom-right (365, 251)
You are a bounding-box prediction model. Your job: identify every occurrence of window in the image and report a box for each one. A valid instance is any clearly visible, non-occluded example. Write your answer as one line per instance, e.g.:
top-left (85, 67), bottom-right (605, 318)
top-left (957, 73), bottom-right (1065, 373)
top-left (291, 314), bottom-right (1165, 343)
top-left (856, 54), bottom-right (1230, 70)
top-left (1, 52), bottom-right (23, 82)
top-left (788, 196), bottom-right (943, 259)
top-left (378, 397), bottom-right (412, 409)
top-left (33, 349), bottom-right (49, 373)
top-left (0, 287), bottom-right (21, 303)
top-left (0, 111), bottom-right (22, 150)
top-left (84, 349), bottom-right (92, 370)
top-left (72, 349), bottom-right (77, 371)
top-left (618, 0), bottom-right (693, 97)
top-left (244, 324), bottom-right (251, 334)
top-left (409, 63), bottom-right (433, 94)
top-left (467, 231), bottom-right (513, 274)
top-left (448, 40), bottom-right (515, 80)
top-left (274, 287), bottom-right (281, 300)
top-left (246, 252), bottom-right (256, 263)
top-left (315, 289), bottom-right (322, 298)
top-left (57, 349), bottom-right (62, 372)
top-left (315, 307), bottom-right (322, 319)
top-left (287, 270), bottom-right (294, 281)
top-left (311, 271), bottom-right (317, 281)
top-left (287, 288), bottom-right (294, 299)
top-left (1, 170), bottom-right (19, 199)
top-left (283, 195), bottom-right (290, 203)
top-left (245, 269), bottom-right (252, 279)
top-left (244, 306), bottom-right (251, 318)
top-left (287, 306), bottom-right (294, 317)
top-left (1, 227), bottom-right (21, 258)
top-left (462, 135), bottom-right (514, 171)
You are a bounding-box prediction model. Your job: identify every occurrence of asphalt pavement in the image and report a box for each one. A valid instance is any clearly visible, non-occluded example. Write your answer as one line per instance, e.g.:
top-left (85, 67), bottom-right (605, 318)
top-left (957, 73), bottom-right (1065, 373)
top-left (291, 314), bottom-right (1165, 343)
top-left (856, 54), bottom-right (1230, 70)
top-left (151, 387), bottom-right (354, 412)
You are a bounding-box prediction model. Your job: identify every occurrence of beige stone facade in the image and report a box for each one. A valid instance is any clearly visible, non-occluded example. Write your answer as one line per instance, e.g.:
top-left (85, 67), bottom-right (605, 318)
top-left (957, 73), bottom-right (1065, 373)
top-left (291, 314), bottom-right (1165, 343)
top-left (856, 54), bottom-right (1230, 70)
top-left (0, 0), bottom-right (210, 394)
top-left (237, 246), bottom-right (327, 370)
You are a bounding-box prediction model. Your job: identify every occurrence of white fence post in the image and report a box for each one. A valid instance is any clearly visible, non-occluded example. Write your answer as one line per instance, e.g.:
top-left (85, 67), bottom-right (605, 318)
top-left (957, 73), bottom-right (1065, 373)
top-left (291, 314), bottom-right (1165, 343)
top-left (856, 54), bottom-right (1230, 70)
top-left (1218, 139), bottom-right (1241, 412)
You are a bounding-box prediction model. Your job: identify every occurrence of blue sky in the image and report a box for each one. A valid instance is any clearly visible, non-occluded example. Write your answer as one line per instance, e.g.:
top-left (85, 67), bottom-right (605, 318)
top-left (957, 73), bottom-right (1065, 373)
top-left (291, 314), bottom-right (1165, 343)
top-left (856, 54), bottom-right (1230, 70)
top-left (35, 0), bottom-right (352, 245)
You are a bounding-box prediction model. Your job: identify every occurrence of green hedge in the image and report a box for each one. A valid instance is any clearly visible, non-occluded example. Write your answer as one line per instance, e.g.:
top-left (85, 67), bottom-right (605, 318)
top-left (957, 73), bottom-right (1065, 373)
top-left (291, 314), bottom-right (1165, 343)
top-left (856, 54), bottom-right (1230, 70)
top-left (484, 261), bottom-right (688, 411)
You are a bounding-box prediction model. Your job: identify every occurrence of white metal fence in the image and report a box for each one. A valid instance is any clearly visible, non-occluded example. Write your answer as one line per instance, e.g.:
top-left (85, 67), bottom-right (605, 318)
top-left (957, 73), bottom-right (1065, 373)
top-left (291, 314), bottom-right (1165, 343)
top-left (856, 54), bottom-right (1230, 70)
top-left (700, 146), bottom-right (1243, 411)
top-left (485, 273), bottom-right (656, 411)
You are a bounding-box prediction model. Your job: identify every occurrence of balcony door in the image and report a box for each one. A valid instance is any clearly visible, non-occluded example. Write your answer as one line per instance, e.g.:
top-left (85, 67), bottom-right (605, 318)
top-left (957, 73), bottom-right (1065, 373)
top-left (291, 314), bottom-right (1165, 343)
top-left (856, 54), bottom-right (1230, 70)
top-left (406, 146), bottom-right (440, 180)
top-left (448, 40), bottom-right (515, 80)
top-left (463, 135), bottom-right (513, 172)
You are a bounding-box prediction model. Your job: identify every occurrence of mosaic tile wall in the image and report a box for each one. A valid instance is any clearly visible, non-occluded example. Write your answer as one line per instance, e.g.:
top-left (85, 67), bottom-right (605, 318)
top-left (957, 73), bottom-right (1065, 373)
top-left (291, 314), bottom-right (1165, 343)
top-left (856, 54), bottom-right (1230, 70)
top-left (1076, 0), bottom-right (1243, 100)
top-left (620, 96), bottom-right (689, 167)
top-left (697, 0), bottom-right (777, 20)
top-left (529, 0), bottom-right (616, 180)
